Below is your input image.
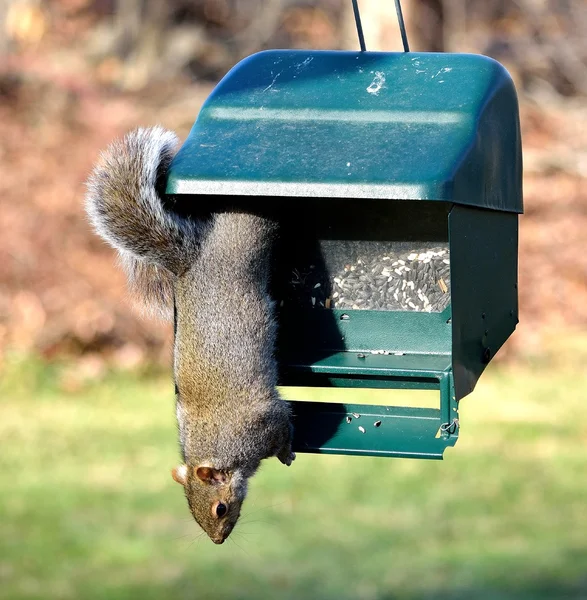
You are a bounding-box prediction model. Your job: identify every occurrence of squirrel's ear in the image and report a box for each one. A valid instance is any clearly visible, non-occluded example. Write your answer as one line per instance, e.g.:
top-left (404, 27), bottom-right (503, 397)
top-left (171, 464), bottom-right (188, 485)
top-left (195, 466), bottom-right (226, 485)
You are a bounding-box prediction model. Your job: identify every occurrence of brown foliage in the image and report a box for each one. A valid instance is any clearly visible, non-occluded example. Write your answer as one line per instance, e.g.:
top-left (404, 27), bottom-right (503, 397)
top-left (0, 71), bottom-right (175, 366)
top-left (1, 1), bottom-right (586, 369)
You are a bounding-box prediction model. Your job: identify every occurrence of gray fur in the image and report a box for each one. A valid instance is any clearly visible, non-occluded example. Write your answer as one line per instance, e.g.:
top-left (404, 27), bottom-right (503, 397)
top-left (175, 212), bottom-right (292, 467)
top-left (85, 127), bottom-right (294, 545)
top-left (174, 212), bottom-right (293, 544)
top-left (119, 252), bottom-right (175, 320)
top-left (85, 126), bottom-right (203, 318)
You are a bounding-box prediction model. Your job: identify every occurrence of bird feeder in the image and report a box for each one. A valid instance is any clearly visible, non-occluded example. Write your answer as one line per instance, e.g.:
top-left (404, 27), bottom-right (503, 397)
top-left (165, 48), bottom-right (523, 460)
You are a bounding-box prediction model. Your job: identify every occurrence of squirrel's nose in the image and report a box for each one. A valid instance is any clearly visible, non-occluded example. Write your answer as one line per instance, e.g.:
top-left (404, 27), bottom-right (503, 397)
top-left (212, 536), bottom-right (225, 545)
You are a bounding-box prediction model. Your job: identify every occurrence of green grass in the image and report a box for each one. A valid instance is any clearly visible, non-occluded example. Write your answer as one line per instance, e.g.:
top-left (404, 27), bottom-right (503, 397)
top-left (1, 353), bottom-right (587, 600)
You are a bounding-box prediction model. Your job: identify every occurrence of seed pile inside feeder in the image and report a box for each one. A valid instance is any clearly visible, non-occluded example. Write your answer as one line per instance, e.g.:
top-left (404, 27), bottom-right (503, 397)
top-left (284, 244), bottom-right (450, 313)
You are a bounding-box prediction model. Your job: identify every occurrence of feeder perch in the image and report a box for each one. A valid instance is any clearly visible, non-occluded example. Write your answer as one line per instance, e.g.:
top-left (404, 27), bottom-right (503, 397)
top-left (165, 49), bottom-right (523, 460)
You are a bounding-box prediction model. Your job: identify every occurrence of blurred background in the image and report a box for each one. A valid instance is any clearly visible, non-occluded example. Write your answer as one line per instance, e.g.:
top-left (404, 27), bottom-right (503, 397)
top-left (1, 1), bottom-right (586, 599)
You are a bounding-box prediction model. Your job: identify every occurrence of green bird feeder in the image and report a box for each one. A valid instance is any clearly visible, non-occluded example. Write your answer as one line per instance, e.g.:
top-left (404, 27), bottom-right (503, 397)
top-left (165, 46), bottom-right (523, 460)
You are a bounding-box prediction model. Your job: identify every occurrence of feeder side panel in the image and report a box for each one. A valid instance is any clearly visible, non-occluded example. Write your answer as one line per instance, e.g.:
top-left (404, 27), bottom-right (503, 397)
top-left (449, 206), bottom-right (519, 400)
top-left (452, 71), bottom-right (523, 215)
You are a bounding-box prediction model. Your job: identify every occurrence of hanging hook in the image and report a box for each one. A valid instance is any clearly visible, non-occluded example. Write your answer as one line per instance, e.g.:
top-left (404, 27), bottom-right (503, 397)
top-left (352, 0), bottom-right (366, 52)
top-left (394, 0), bottom-right (410, 52)
top-left (352, 0), bottom-right (410, 53)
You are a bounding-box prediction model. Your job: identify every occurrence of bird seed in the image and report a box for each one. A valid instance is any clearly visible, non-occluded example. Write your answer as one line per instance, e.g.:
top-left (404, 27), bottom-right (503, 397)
top-left (282, 242), bottom-right (450, 313)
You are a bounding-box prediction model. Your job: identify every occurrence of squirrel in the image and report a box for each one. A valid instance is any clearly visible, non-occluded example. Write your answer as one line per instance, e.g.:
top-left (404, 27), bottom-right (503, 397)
top-left (85, 126), bottom-right (295, 545)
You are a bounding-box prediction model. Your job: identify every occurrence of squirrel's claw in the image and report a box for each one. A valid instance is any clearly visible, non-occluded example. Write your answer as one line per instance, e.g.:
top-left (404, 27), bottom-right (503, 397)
top-left (278, 449), bottom-right (296, 466)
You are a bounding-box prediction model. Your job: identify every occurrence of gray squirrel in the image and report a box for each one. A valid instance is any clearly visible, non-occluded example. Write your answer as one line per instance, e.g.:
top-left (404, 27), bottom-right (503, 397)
top-left (85, 127), bottom-right (295, 545)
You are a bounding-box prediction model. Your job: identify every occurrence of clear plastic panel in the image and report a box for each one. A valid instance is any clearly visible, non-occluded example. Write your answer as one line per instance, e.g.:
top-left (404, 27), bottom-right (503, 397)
top-left (282, 240), bottom-right (450, 312)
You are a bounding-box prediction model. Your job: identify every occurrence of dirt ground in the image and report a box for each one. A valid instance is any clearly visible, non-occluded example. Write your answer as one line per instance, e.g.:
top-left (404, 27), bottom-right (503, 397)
top-left (1, 60), bottom-right (586, 376)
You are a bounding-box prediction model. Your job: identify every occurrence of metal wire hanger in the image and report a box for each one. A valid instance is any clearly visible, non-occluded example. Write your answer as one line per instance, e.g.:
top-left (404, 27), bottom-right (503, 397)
top-left (351, 0), bottom-right (410, 52)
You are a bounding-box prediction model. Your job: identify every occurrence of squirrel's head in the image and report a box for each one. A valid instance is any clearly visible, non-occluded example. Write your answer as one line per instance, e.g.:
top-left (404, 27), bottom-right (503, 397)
top-left (171, 464), bottom-right (247, 544)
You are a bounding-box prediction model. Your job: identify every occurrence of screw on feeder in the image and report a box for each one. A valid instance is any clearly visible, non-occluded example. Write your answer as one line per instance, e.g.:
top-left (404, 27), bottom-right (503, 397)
top-left (440, 419), bottom-right (459, 436)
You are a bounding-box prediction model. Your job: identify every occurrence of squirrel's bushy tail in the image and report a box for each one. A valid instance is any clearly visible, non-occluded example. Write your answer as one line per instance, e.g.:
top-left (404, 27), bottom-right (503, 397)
top-left (85, 126), bottom-right (202, 319)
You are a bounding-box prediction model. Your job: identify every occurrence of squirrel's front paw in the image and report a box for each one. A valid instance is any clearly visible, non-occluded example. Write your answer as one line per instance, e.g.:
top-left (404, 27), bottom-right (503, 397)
top-left (277, 447), bottom-right (296, 466)
top-left (276, 420), bottom-right (295, 466)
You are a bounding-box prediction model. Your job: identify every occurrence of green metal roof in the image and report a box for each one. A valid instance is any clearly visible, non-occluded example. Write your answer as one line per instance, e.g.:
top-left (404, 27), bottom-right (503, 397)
top-left (167, 50), bottom-right (522, 213)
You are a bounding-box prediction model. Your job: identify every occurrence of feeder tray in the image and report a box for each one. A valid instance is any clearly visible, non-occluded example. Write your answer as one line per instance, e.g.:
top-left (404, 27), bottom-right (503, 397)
top-left (166, 49), bottom-right (523, 460)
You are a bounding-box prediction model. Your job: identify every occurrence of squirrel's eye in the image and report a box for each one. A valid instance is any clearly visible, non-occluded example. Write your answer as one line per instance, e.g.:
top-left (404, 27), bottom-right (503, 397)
top-left (215, 503), bottom-right (227, 518)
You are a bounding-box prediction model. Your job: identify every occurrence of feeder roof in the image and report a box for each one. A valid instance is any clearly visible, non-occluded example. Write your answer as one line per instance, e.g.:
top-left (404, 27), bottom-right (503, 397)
top-left (167, 50), bottom-right (523, 213)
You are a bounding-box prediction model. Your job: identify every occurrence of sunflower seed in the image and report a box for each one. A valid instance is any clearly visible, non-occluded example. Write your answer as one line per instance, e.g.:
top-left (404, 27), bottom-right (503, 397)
top-left (281, 244), bottom-right (450, 313)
